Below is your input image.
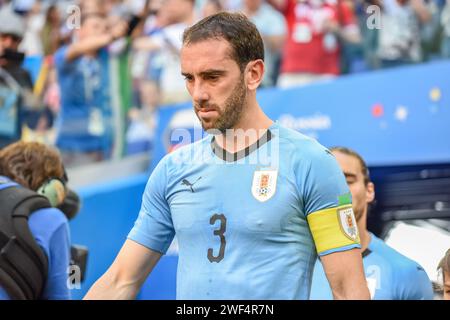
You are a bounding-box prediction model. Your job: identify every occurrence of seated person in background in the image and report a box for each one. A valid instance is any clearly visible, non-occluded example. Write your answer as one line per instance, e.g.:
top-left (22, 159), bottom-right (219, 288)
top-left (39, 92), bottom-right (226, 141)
top-left (438, 248), bottom-right (450, 300)
top-left (0, 141), bottom-right (71, 300)
top-left (310, 146), bottom-right (434, 300)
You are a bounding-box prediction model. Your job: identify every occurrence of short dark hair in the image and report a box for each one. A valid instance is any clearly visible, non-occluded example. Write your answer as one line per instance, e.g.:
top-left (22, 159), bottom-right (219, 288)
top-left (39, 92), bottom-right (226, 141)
top-left (182, 12), bottom-right (264, 71)
top-left (330, 146), bottom-right (371, 185)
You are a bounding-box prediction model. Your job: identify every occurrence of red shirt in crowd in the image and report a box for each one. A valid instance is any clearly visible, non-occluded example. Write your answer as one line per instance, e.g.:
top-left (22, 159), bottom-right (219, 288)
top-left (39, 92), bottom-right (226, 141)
top-left (281, 0), bottom-right (357, 75)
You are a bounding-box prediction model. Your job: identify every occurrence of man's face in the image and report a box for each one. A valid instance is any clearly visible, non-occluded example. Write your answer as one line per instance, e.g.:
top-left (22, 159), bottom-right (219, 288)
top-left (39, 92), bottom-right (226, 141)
top-left (80, 16), bottom-right (107, 39)
top-left (332, 151), bottom-right (375, 222)
top-left (0, 33), bottom-right (21, 51)
top-left (444, 271), bottom-right (450, 300)
top-left (181, 39), bottom-right (247, 132)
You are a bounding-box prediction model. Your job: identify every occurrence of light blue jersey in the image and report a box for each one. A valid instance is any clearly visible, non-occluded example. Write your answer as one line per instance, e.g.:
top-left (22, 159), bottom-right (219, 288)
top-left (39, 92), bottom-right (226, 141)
top-left (310, 233), bottom-right (434, 300)
top-left (128, 122), bottom-right (361, 299)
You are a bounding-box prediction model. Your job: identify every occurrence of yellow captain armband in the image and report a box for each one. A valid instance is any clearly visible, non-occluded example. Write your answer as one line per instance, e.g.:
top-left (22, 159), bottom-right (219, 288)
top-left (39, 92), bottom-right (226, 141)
top-left (307, 204), bottom-right (361, 256)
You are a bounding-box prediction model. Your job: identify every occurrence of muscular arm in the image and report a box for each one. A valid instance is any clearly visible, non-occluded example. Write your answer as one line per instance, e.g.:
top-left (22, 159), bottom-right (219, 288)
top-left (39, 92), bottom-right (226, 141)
top-left (320, 248), bottom-right (370, 300)
top-left (83, 240), bottom-right (162, 300)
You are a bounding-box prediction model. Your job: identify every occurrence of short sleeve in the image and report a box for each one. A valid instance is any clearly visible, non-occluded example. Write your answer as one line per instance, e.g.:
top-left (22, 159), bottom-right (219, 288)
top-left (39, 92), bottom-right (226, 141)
top-left (127, 158), bottom-right (175, 254)
top-left (298, 145), bottom-right (361, 256)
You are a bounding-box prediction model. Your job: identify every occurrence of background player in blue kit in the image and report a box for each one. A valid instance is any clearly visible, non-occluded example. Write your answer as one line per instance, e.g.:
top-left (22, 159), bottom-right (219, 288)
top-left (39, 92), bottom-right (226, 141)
top-left (84, 12), bottom-right (370, 300)
top-left (310, 147), bottom-right (434, 300)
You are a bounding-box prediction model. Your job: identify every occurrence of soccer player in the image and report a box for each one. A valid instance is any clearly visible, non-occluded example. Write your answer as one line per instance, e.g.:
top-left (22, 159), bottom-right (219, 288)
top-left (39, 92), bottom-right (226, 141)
top-left (310, 147), bottom-right (434, 300)
top-left (84, 12), bottom-right (370, 300)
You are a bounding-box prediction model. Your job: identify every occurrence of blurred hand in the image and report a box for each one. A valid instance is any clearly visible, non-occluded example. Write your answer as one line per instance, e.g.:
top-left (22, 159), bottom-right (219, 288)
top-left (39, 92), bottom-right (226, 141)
top-left (110, 19), bottom-right (129, 40)
top-left (323, 19), bottom-right (340, 33)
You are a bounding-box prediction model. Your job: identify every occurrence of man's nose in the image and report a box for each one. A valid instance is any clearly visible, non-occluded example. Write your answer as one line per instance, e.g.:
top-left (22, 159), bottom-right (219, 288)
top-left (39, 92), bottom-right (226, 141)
top-left (192, 81), bottom-right (209, 106)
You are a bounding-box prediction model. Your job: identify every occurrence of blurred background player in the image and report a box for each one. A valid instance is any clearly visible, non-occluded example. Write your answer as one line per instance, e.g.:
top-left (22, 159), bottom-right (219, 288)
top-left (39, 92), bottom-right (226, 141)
top-left (0, 141), bottom-right (71, 300)
top-left (310, 146), bottom-right (434, 300)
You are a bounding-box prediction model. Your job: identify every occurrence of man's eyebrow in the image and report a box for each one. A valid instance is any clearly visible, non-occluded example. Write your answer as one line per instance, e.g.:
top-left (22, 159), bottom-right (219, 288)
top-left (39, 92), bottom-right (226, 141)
top-left (199, 70), bottom-right (226, 76)
top-left (181, 70), bottom-right (227, 77)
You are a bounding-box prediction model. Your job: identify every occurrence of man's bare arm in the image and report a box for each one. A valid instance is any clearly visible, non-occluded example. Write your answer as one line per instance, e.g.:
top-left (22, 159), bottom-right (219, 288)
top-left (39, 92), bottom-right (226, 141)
top-left (83, 239), bottom-right (162, 300)
top-left (65, 20), bottom-right (129, 61)
top-left (320, 248), bottom-right (370, 300)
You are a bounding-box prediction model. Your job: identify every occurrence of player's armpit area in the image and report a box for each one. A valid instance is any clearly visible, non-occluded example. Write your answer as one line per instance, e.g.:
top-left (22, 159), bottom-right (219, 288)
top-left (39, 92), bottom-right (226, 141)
top-left (307, 205), bottom-right (361, 256)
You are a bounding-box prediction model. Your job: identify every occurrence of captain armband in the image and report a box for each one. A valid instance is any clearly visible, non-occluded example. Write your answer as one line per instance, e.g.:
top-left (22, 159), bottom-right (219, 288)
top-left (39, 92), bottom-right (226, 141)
top-left (307, 205), bottom-right (361, 256)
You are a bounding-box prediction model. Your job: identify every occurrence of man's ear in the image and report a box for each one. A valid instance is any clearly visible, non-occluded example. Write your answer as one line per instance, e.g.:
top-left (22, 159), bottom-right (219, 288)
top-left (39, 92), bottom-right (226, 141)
top-left (245, 59), bottom-right (264, 91)
top-left (366, 182), bottom-right (375, 203)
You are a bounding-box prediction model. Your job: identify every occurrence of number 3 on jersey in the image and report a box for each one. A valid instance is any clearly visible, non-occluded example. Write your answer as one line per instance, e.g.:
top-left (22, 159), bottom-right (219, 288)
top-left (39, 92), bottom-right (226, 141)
top-left (207, 213), bottom-right (227, 263)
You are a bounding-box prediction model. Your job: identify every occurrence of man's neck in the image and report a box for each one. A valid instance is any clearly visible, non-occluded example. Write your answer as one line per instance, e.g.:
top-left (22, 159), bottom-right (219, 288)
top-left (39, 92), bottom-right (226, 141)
top-left (214, 101), bottom-right (273, 153)
top-left (357, 215), bottom-right (371, 252)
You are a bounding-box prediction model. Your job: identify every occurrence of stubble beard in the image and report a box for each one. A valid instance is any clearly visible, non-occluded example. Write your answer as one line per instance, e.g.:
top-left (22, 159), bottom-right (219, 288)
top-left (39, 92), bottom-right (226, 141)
top-left (196, 74), bottom-right (247, 134)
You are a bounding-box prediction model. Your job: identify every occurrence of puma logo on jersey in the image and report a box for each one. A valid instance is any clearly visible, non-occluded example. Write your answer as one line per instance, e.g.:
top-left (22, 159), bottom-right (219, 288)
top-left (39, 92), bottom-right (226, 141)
top-left (181, 177), bottom-right (202, 192)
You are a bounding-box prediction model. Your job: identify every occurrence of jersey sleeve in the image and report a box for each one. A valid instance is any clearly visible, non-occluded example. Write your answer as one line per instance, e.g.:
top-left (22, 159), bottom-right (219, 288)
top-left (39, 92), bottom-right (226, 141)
top-left (299, 145), bottom-right (361, 256)
top-left (127, 158), bottom-right (175, 254)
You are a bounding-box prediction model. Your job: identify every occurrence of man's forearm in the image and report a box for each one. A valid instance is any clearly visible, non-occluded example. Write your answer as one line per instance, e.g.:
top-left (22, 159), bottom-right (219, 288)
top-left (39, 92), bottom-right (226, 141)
top-left (65, 34), bottom-right (114, 61)
top-left (83, 272), bottom-right (140, 300)
top-left (332, 280), bottom-right (371, 300)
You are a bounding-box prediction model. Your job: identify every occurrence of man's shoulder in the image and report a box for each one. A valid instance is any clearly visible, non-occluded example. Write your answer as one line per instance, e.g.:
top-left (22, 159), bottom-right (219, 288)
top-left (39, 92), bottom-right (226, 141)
top-left (28, 207), bottom-right (69, 235)
top-left (157, 136), bottom-right (211, 170)
top-left (370, 235), bottom-right (427, 276)
top-left (276, 123), bottom-right (332, 162)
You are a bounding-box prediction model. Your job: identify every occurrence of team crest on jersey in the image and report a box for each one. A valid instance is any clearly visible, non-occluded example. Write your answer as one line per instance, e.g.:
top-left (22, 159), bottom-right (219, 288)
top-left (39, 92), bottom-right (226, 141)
top-left (337, 206), bottom-right (359, 241)
top-left (252, 169), bottom-right (277, 202)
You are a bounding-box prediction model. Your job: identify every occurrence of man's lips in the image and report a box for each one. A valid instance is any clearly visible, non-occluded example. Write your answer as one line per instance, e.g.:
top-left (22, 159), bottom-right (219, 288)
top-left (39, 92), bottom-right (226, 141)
top-left (196, 106), bottom-right (217, 112)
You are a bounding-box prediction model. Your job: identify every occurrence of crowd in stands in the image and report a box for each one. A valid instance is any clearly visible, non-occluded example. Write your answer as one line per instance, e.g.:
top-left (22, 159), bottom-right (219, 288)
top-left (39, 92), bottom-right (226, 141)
top-left (0, 0), bottom-right (449, 167)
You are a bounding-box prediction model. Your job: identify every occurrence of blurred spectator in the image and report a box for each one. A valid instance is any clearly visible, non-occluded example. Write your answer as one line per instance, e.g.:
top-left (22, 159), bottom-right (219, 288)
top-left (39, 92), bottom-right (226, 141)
top-left (437, 248), bottom-right (450, 300)
top-left (0, 5), bottom-right (42, 148)
top-left (420, 0), bottom-right (443, 61)
top-left (271, 0), bottom-right (361, 88)
top-left (442, 0), bottom-right (450, 57)
top-left (126, 79), bottom-right (159, 155)
top-left (133, 0), bottom-right (195, 105)
top-left (41, 4), bottom-right (61, 56)
top-left (376, 0), bottom-right (431, 68)
top-left (353, 0), bottom-right (382, 69)
top-left (241, 0), bottom-right (286, 87)
top-left (202, 0), bottom-right (224, 17)
top-left (19, 0), bottom-right (45, 56)
top-left (54, 12), bottom-right (128, 167)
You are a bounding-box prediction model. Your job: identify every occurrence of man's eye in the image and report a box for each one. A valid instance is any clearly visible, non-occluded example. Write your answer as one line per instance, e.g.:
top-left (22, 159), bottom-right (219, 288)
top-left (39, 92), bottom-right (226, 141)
top-left (184, 76), bottom-right (193, 82)
top-left (205, 75), bottom-right (219, 81)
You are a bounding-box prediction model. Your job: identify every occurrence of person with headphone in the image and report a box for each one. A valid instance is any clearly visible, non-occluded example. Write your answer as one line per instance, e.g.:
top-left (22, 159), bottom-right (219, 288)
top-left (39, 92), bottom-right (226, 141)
top-left (0, 141), bottom-right (72, 300)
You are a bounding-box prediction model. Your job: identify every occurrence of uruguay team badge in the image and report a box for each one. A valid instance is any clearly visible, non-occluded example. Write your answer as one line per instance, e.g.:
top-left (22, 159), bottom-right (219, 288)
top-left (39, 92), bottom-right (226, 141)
top-left (252, 169), bottom-right (277, 202)
top-left (338, 206), bottom-right (359, 241)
